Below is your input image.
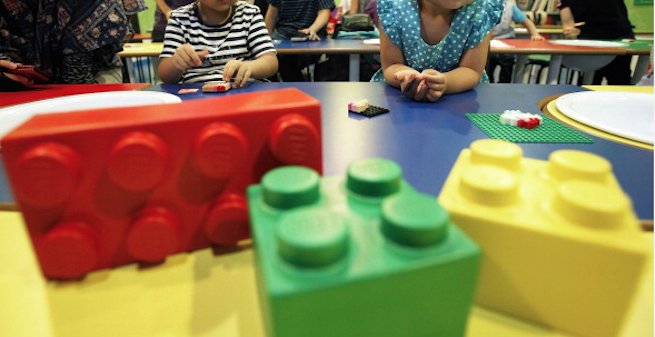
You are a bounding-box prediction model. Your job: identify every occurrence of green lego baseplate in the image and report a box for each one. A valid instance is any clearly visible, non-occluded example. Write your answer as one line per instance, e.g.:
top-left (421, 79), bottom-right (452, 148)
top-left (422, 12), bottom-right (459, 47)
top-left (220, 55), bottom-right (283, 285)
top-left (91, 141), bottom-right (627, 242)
top-left (466, 113), bottom-right (593, 143)
top-left (248, 158), bottom-right (480, 337)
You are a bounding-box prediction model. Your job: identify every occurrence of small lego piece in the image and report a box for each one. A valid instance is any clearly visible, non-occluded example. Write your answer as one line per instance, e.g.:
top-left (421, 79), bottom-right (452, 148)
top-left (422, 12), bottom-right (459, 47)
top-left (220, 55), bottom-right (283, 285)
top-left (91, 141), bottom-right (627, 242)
top-left (348, 99), bottom-right (390, 117)
top-left (347, 99), bottom-right (369, 113)
top-left (177, 88), bottom-right (199, 94)
top-left (499, 110), bottom-right (543, 129)
top-left (202, 81), bottom-right (231, 92)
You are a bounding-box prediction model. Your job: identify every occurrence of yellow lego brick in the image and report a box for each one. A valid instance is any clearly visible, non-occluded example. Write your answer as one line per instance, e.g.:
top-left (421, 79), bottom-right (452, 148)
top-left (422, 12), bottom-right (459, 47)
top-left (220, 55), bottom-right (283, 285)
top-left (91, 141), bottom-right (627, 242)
top-left (438, 139), bottom-right (652, 337)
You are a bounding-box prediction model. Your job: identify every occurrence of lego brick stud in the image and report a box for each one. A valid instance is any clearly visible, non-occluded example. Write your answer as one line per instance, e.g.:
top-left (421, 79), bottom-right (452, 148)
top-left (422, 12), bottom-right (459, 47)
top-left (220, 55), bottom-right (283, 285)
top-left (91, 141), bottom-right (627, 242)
top-left (553, 181), bottom-right (631, 229)
top-left (346, 158), bottom-right (402, 197)
top-left (381, 194), bottom-right (450, 247)
top-left (126, 206), bottom-right (180, 263)
top-left (262, 166), bottom-right (320, 209)
top-left (460, 165), bottom-right (519, 206)
top-left (276, 208), bottom-right (350, 267)
top-left (268, 114), bottom-right (320, 165)
top-left (193, 122), bottom-right (249, 179)
top-left (470, 139), bottom-right (523, 171)
top-left (40, 220), bottom-right (99, 279)
top-left (13, 142), bottom-right (81, 208)
top-left (108, 132), bottom-right (169, 192)
top-left (548, 150), bottom-right (612, 183)
top-left (204, 193), bottom-right (250, 245)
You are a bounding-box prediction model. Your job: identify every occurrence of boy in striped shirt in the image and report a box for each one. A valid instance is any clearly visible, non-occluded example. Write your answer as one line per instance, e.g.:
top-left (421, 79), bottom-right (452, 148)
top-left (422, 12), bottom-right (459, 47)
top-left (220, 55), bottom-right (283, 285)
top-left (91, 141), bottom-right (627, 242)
top-left (158, 0), bottom-right (278, 87)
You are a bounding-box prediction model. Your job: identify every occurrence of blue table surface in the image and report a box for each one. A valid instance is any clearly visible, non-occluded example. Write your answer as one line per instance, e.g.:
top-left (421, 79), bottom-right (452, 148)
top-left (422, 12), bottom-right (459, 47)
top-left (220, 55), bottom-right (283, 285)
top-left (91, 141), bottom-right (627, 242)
top-left (0, 82), bottom-right (651, 221)
top-left (274, 38), bottom-right (379, 53)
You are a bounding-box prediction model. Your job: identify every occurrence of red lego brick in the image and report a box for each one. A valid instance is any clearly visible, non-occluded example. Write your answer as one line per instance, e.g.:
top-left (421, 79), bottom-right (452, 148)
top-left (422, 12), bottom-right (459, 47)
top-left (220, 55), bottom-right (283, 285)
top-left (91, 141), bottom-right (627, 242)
top-left (202, 81), bottom-right (231, 92)
top-left (1, 88), bottom-right (322, 279)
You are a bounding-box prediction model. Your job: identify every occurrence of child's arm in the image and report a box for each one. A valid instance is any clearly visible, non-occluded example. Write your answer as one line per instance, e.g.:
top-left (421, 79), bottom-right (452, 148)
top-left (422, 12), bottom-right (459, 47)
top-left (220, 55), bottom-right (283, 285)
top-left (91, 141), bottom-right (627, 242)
top-left (223, 52), bottom-right (279, 87)
top-left (264, 5), bottom-right (278, 34)
top-left (298, 9), bottom-right (331, 40)
top-left (442, 32), bottom-right (492, 94)
top-left (521, 18), bottom-right (544, 40)
top-left (155, 0), bottom-right (173, 19)
top-left (559, 6), bottom-right (580, 39)
top-left (158, 44), bottom-right (209, 83)
top-left (349, 0), bottom-right (360, 14)
top-left (379, 25), bottom-right (421, 89)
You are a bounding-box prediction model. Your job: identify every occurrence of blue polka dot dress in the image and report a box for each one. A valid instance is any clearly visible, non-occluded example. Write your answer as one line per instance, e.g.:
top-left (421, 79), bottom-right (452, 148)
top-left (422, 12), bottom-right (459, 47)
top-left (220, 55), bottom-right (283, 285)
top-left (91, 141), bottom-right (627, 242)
top-left (371, 0), bottom-right (503, 82)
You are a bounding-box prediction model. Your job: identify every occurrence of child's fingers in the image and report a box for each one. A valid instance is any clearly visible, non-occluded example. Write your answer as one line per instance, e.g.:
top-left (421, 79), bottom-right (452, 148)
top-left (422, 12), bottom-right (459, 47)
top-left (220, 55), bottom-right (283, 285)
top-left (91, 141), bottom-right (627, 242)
top-left (4, 73), bottom-right (33, 85)
top-left (421, 69), bottom-right (444, 83)
top-left (425, 88), bottom-right (445, 102)
top-left (400, 77), bottom-right (415, 94)
top-left (234, 66), bottom-right (253, 87)
top-left (413, 80), bottom-right (428, 101)
top-left (223, 60), bottom-right (237, 82)
top-left (197, 50), bottom-right (209, 58)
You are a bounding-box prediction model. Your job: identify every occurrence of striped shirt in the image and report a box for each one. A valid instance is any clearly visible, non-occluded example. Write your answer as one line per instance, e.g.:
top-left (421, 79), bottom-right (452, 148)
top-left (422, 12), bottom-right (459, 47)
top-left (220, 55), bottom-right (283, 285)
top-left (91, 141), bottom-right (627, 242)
top-left (160, 1), bottom-right (276, 83)
top-left (268, 0), bottom-right (335, 38)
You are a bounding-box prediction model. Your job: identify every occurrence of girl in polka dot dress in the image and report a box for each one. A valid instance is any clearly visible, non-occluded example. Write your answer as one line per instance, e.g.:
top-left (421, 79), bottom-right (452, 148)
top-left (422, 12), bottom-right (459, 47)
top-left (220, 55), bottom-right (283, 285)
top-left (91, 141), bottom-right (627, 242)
top-left (371, 0), bottom-right (502, 102)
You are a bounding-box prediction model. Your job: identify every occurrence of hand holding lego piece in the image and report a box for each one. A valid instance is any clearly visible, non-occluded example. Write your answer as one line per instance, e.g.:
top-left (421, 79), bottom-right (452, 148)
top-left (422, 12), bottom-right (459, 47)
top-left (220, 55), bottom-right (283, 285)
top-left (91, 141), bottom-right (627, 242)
top-left (170, 44), bottom-right (209, 71)
top-left (223, 59), bottom-right (254, 88)
top-left (499, 110), bottom-right (543, 129)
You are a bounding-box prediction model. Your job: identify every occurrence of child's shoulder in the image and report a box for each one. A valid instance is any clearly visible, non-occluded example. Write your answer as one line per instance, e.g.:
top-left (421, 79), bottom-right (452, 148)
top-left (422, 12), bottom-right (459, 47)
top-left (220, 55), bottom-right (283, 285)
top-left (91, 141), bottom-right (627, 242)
top-left (235, 1), bottom-right (262, 15)
top-left (170, 2), bottom-right (196, 18)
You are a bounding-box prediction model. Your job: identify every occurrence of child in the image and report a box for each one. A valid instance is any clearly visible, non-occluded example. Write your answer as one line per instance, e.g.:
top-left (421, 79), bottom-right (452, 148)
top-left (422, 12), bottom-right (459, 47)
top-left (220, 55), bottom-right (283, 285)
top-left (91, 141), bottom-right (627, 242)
top-left (487, 0), bottom-right (544, 83)
top-left (158, 0), bottom-right (278, 87)
top-left (371, 0), bottom-right (502, 102)
top-left (264, 0), bottom-right (335, 81)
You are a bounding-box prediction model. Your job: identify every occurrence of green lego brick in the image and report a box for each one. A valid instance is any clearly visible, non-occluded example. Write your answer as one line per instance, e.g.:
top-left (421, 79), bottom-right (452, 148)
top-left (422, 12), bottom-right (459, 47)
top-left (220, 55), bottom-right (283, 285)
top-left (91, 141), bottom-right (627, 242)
top-left (466, 113), bottom-right (593, 143)
top-left (248, 158), bottom-right (481, 337)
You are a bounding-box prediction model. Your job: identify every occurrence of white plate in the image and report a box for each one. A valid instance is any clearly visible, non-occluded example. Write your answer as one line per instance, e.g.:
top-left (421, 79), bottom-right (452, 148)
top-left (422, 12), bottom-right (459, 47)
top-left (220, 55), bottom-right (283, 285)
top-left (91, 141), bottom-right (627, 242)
top-left (555, 91), bottom-right (654, 144)
top-left (0, 91), bottom-right (181, 139)
top-left (549, 40), bottom-right (627, 48)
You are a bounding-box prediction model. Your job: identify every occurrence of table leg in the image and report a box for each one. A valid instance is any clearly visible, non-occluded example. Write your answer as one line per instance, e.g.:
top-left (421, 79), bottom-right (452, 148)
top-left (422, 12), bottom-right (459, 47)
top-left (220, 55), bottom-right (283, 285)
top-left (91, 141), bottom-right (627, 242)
top-left (349, 54), bottom-right (360, 82)
top-left (547, 55), bottom-right (563, 85)
top-left (513, 55), bottom-right (528, 83)
top-left (631, 55), bottom-right (649, 85)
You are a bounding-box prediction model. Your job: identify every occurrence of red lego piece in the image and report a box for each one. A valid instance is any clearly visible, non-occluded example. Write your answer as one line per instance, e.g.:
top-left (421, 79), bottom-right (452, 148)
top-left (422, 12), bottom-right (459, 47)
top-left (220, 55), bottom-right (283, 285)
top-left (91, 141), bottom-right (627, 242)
top-left (202, 81), bottom-right (231, 92)
top-left (1, 88), bottom-right (322, 279)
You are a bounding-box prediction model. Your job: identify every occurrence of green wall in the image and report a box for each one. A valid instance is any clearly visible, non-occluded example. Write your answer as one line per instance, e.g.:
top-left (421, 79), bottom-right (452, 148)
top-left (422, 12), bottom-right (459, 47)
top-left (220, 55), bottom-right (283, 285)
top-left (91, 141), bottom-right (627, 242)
top-left (137, 0), bottom-right (157, 34)
top-left (626, 1), bottom-right (654, 32)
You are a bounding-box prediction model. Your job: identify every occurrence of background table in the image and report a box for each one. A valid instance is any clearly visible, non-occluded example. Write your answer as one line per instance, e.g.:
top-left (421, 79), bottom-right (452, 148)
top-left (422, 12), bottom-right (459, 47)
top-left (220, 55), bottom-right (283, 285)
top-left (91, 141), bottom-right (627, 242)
top-left (492, 39), bottom-right (653, 84)
top-left (119, 39), bottom-right (652, 84)
top-left (119, 39), bottom-right (380, 82)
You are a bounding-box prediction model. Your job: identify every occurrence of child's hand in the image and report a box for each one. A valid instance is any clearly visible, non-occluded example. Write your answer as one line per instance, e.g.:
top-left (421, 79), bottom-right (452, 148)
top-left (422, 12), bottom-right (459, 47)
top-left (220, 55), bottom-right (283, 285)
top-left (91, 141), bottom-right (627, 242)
top-left (562, 26), bottom-right (580, 39)
top-left (395, 69), bottom-right (421, 96)
top-left (298, 28), bottom-right (320, 40)
top-left (0, 59), bottom-right (33, 86)
top-left (531, 34), bottom-right (545, 41)
top-left (420, 69), bottom-right (447, 102)
top-left (171, 44), bottom-right (209, 71)
top-left (223, 59), bottom-right (253, 87)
